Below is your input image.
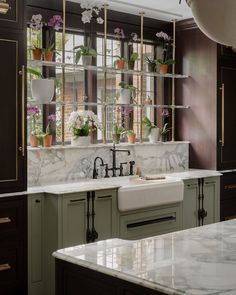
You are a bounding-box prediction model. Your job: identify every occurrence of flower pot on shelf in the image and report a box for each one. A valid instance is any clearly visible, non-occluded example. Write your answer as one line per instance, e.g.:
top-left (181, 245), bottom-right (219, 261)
top-left (82, 55), bottom-right (93, 66)
top-left (43, 134), bottom-right (52, 147)
top-left (31, 79), bottom-right (55, 104)
top-left (127, 133), bottom-right (136, 144)
top-left (116, 59), bottom-right (126, 70)
top-left (147, 63), bottom-right (156, 72)
top-left (159, 64), bottom-right (168, 75)
top-left (148, 127), bottom-right (160, 143)
top-left (120, 89), bottom-right (131, 104)
top-left (112, 134), bottom-right (121, 144)
top-left (32, 49), bottom-right (42, 60)
top-left (44, 51), bottom-right (54, 62)
top-left (30, 134), bottom-right (39, 147)
top-left (71, 136), bottom-right (90, 146)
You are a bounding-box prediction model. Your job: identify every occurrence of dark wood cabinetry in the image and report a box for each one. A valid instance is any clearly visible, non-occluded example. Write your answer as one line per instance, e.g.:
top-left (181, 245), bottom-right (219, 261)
top-left (0, 195), bottom-right (27, 295)
top-left (0, 0), bottom-right (26, 193)
top-left (175, 19), bottom-right (236, 220)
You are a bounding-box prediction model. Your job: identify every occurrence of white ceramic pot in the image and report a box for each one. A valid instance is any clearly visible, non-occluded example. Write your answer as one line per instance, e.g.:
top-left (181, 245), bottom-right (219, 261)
top-left (148, 127), bottom-right (160, 143)
top-left (71, 136), bottom-right (90, 146)
top-left (82, 55), bottom-right (92, 66)
top-left (31, 79), bottom-right (55, 104)
top-left (120, 89), bottom-right (131, 104)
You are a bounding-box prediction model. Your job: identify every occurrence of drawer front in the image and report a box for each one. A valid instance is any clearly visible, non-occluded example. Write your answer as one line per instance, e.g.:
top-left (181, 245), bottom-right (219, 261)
top-left (0, 197), bottom-right (25, 236)
top-left (120, 204), bottom-right (181, 240)
top-left (221, 173), bottom-right (236, 201)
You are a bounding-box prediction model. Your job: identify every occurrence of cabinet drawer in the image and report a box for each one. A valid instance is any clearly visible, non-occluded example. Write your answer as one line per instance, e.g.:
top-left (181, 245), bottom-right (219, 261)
top-left (221, 173), bottom-right (236, 201)
top-left (0, 198), bottom-right (25, 236)
top-left (120, 204), bottom-right (181, 240)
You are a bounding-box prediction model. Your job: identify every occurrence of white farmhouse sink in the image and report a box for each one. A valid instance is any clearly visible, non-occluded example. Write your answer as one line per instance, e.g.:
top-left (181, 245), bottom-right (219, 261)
top-left (118, 176), bottom-right (184, 212)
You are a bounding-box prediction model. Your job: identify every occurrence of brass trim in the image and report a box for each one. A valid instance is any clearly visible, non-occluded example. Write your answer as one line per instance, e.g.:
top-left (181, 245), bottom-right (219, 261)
top-left (171, 19), bottom-right (176, 141)
top-left (0, 263), bottom-right (11, 271)
top-left (219, 83), bottom-right (225, 147)
top-left (19, 65), bottom-right (25, 157)
top-left (0, 0), bottom-right (18, 23)
top-left (61, 0), bottom-right (66, 145)
top-left (0, 38), bottom-right (18, 183)
top-left (139, 12), bottom-right (145, 143)
top-left (0, 217), bottom-right (11, 224)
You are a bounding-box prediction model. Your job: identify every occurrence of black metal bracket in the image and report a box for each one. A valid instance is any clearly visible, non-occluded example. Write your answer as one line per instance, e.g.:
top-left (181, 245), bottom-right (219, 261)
top-left (86, 192), bottom-right (92, 243)
top-left (91, 191), bottom-right (98, 242)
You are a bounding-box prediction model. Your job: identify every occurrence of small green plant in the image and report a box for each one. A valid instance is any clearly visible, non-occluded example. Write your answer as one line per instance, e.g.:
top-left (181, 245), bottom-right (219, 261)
top-left (128, 52), bottom-right (138, 70)
top-left (142, 117), bottom-right (157, 137)
top-left (74, 45), bottom-right (97, 64)
top-left (118, 81), bottom-right (136, 92)
top-left (113, 124), bottom-right (126, 135)
top-left (157, 58), bottom-right (175, 65)
top-left (72, 124), bottom-right (90, 137)
top-left (145, 56), bottom-right (158, 72)
top-left (160, 123), bottom-right (171, 141)
top-left (27, 67), bottom-right (43, 78)
top-left (126, 129), bottom-right (135, 135)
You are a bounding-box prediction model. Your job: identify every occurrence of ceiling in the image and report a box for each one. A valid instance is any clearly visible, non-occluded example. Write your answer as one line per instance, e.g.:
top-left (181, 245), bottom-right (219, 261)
top-left (68, 0), bottom-right (193, 22)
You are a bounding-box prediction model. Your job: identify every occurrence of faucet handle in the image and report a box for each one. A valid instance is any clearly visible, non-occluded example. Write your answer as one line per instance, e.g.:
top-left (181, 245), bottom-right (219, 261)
top-left (104, 164), bottom-right (110, 178)
top-left (119, 162), bottom-right (127, 176)
top-left (129, 160), bottom-right (135, 175)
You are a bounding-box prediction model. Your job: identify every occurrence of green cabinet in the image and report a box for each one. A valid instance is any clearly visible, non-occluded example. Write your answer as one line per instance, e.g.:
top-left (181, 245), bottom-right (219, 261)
top-left (183, 177), bottom-right (220, 229)
top-left (119, 203), bottom-right (182, 240)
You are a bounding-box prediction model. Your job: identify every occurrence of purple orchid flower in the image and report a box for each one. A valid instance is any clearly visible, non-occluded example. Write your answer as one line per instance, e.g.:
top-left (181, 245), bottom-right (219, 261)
top-left (48, 15), bottom-right (63, 31)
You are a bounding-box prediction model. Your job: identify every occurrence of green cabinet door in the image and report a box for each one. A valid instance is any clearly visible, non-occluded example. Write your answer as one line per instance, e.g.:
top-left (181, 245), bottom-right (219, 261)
top-left (62, 193), bottom-right (87, 247)
top-left (183, 179), bottom-right (199, 229)
top-left (94, 189), bottom-right (118, 241)
top-left (203, 177), bottom-right (220, 225)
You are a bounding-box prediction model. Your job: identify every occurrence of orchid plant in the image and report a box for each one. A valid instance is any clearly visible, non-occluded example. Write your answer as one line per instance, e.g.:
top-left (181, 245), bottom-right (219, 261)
top-left (27, 105), bottom-right (41, 136)
top-left (29, 14), bottom-right (43, 51)
top-left (67, 110), bottom-right (101, 138)
top-left (156, 31), bottom-right (175, 65)
top-left (46, 114), bottom-right (57, 135)
top-left (45, 15), bottom-right (63, 55)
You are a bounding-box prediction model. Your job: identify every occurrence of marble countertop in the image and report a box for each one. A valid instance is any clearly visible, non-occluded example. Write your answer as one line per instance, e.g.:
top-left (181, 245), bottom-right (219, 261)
top-left (53, 219), bottom-right (236, 295)
top-left (0, 169), bottom-right (221, 198)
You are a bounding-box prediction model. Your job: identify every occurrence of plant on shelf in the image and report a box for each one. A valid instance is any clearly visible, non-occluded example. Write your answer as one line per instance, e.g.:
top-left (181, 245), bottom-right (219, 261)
top-left (67, 110), bottom-right (101, 146)
top-left (114, 56), bottom-right (127, 70)
top-left (29, 14), bottom-right (43, 60)
top-left (43, 114), bottom-right (56, 147)
top-left (125, 129), bottom-right (136, 144)
top-left (27, 67), bottom-right (55, 104)
top-left (27, 105), bottom-right (41, 147)
top-left (74, 45), bottom-right (97, 66)
top-left (128, 52), bottom-right (139, 70)
top-left (145, 56), bottom-right (158, 72)
top-left (112, 124), bottom-right (126, 144)
top-left (118, 81), bottom-right (136, 104)
top-left (142, 117), bottom-right (160, 143)
top-left (156, 31), bottom-right (175, 74)
top-left (160, 123), bottom-right (171, 142)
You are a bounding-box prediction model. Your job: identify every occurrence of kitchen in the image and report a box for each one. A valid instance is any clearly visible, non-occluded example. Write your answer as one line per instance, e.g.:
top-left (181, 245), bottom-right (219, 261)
top-left (0, 0), bottom-right (236, 294)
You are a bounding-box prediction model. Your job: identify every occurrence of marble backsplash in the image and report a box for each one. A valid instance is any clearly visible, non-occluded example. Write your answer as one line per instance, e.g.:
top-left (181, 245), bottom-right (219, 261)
top-left (28, 142), bottom-right (189, 186)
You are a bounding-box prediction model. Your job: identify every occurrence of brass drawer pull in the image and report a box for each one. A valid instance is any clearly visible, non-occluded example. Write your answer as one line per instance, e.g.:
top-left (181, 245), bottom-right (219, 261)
top-left (0, 264), bottom-right (11, 271)
top-left (0, 217), bottom-right (11, 224)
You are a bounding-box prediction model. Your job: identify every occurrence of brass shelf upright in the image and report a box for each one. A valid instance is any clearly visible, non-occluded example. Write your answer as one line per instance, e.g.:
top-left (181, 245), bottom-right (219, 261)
top-left (171, 19), bottom-right (176, 141)
top-left (139, 12), bottom-right (145, 143)
top-left (61, 0), bottom-right (66, 145)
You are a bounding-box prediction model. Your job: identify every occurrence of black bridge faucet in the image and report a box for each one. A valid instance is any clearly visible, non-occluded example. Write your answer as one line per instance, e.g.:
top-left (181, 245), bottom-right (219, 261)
top-left (109, 143), bottom-right (130, 177)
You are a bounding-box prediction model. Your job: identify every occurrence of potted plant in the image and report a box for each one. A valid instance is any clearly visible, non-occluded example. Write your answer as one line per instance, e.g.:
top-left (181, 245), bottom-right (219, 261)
top-left (126, 130), bottom-right (136, 144)
top-left (143, 117), bottom-right (160, 143)
top-left (28, 67), bottom-right (55, 104)
top-left (156, 31), bottom-right (175, 74)
top-left (31, 42), bottom-right (43, 60)
top-left (43, 114), bottom-right (56, 147)
top-left (145, 56), bottom-right (158, 72)
top-left (114, 56), bottom-right (127, 70)
top-left (74, 45), bottom-right (97, 66)
top-left (112, 124), bottom-right (126, 144)
top-left (67, 110), bottom-right (101, 146)
top-left (29, 14), bottom-right (43, 60)
top-left (43, 44), bottom-right (54, 62)
top-left (118, 81), bottom-right (136, 104)
top-left (128, 52), bottom-right (139, 70)
top-left (27, 105), bottom-right (40, 147)
top-left (160, 123), bottom-right (171, 142)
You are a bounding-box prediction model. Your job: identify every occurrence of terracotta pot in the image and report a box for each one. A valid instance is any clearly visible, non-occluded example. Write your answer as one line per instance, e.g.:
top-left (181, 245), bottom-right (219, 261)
top-left (159, 64), bottom-right (168, 75)
top-left (30, 135), bottom-right (39, 147)
top-left (116, 59), bottom-right (126, 70)
top-left (44, 51), bottom-right (54, 62)
top-left (127, 133), bottom-right (136, 144)
top-left (43, 134), bottom-right (52, 147)
top-left (32, 49), bottom-right (42, 60)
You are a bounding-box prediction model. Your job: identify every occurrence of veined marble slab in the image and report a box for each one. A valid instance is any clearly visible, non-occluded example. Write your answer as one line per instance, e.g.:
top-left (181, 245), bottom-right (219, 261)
top-left (28, 142), bottom-right (189, 186)
top-left (53, 219), bottom-right (236, 295)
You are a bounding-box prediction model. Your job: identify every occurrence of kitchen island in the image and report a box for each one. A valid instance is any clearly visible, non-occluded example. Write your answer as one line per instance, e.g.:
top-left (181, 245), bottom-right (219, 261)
top-left (53, 219), bottom-right (236, 295)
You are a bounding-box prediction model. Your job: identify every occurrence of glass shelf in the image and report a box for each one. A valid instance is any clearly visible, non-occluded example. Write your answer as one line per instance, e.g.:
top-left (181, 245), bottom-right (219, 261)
top-left (26, 100), bottom-right (190, 109)
top-left (27, 60), bottom-right (189, 79)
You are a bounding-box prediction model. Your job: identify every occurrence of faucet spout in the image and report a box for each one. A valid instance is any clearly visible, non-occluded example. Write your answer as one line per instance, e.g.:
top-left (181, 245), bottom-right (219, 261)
top-left (93, 157), bottom-right (104, 179)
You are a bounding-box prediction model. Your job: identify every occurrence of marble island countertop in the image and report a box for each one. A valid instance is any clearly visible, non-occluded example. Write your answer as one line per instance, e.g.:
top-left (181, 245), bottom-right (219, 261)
top-left (0, 169), bottom-right (221, 198)
top-left (53, 219), bottom-right (236, 295)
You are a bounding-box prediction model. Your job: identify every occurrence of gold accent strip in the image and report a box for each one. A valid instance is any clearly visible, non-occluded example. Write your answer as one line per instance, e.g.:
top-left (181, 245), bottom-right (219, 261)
top-left (171, 19), bottom-right (176, 141)
top-left (61, 0), bottom-right (66, 145)
top-left (0, 263), bottom-right (11, 271)
top-left (0, 38), bottom-right (18, 183)
top-left (139, 12), bottom-right (145, 143)
top-left (20, 65), bottom-right (25, 157)
top-left (0, 217), bottom-right (11, 224)
top-left (220, 83), bottom-right (225, 147)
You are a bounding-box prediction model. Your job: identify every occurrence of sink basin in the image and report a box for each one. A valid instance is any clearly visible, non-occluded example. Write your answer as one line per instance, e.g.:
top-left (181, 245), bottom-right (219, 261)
top-left (118, 176), bottom-right (184, 212)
